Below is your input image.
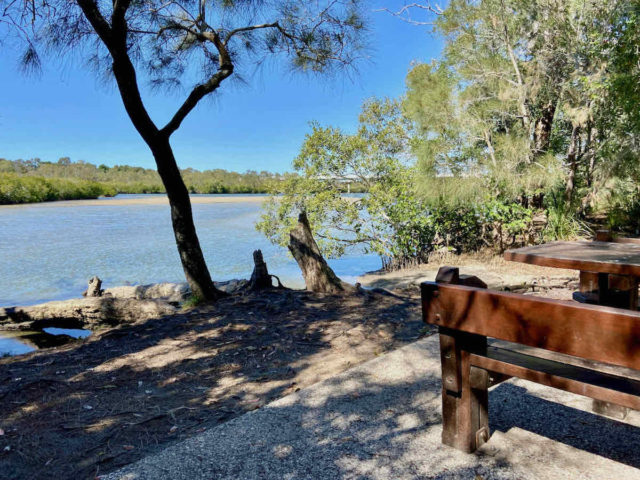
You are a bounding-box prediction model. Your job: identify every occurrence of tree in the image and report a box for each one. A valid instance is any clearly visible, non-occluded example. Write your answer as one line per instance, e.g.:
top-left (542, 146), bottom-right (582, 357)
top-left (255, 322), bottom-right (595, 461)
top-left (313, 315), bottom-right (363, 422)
top-left (399, 1), bottom-right (637, 213)
top-left (257, 98), bottom-right (435, 271)
top-left (2, 0), bottom-right (367, 300)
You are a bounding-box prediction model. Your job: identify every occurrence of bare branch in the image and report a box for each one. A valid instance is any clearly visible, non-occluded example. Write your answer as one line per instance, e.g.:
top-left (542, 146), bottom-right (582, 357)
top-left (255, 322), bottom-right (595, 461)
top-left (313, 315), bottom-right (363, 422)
top-left (375, 2), bottom-right (442, 25)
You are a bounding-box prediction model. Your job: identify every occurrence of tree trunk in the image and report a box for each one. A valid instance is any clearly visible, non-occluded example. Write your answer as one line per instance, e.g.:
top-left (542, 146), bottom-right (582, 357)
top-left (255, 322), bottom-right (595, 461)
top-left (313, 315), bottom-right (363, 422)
top-left (151, 138), bottom-right (225, 301)
top-left (98, 49), bottom-right (224, 302)
top-left (533, 100), bottom-right (557, 156)
top-left (565, 126), bottom-right (580, 204)
top-left (288, 211), bottom-right (345, 294)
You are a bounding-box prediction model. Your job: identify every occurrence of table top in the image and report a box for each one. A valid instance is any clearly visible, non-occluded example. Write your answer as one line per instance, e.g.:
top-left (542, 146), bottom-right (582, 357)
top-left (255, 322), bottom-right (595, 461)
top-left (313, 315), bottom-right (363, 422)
top-left (504, 241), bottom-right (640, 276)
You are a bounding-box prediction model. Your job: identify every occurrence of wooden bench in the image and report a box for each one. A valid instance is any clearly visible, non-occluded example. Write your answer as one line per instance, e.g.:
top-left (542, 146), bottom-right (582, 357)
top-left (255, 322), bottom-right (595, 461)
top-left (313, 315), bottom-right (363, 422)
top-left (421, 266), bottom-right (640, 453)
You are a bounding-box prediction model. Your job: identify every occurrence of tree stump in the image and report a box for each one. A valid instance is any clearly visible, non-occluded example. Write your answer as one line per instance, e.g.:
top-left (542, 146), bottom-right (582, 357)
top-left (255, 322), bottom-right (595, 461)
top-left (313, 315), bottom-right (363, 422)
top-left (83, 276), bottom-right (103, 297)
top-left (288, 211), bottom-right (345, 294)
top-left (247, 250), bottom-right (273, 290)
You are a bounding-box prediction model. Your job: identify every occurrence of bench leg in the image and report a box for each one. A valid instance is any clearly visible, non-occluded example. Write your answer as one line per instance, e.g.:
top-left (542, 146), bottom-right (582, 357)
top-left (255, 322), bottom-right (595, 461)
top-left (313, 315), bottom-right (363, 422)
top-left (439, 329), bottom-right (489, 453)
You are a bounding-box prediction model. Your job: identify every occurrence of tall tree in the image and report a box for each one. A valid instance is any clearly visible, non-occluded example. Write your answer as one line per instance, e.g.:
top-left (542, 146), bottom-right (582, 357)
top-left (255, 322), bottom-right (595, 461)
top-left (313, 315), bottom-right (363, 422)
top-left (2, 0), bottom-right (367, 300)
top-left (401, 0), bottom-right (630, 210)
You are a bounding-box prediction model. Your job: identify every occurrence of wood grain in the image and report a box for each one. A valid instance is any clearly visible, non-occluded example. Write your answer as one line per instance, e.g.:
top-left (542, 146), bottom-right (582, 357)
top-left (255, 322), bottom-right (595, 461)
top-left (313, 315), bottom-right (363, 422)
top-left (422, 282), bottom-right (640, 371)
top-left (504, 241), bottom-right (640, 276)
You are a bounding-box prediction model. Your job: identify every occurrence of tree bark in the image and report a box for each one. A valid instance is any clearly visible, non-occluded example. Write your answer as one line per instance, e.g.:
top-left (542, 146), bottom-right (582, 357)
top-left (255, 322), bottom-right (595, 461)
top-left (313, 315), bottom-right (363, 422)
top-left (288, 211), bottom-right (346, 294)
top-left (533, 100), bottom-right (557, 155)
top-left (151, 137), bottom-right (225, 301)
top-left (83, 276), bottom-right (103, 297)
top-left (565, 125), bottom-right (580, 204)
top-left (247, 249), bottom-right (272, 290)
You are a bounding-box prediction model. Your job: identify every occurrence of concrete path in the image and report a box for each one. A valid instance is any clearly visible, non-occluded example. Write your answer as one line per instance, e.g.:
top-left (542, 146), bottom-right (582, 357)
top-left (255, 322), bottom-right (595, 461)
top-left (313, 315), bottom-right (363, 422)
top-left (105, 336), bottom-right (640, 480)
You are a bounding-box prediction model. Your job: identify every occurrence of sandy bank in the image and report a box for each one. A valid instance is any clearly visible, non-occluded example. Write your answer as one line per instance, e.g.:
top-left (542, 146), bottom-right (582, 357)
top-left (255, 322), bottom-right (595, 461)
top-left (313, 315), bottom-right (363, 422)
top-left (358, 253), bottom-right (579, 299)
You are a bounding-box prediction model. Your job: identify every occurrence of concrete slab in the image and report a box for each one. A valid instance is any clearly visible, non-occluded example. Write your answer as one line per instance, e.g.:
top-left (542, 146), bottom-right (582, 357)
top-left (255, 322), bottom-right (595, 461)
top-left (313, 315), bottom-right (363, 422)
top-left (104, 336), bottom-right (640, 480)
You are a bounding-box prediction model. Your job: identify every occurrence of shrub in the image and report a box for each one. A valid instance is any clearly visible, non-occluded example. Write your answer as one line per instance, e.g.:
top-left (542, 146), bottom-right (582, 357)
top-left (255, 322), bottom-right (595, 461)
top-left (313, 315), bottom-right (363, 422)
top-left (0, 173), bottom-right (116, 204)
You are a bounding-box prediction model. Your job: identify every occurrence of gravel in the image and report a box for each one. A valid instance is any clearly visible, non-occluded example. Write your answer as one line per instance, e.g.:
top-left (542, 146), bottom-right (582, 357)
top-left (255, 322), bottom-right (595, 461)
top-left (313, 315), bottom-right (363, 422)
top-left (104, 336), bottom-right (640, 480)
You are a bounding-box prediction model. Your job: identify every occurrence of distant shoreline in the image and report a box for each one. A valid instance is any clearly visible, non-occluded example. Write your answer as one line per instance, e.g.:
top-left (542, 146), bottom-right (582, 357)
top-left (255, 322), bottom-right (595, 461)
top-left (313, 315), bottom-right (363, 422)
top-left (0, 193), bottom-right (270, 208)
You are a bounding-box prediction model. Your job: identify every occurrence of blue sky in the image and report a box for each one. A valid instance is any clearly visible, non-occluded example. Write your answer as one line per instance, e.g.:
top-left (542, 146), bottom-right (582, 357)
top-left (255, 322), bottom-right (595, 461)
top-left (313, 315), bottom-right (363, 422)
top-left (0, 2), bottom-right (442, 173)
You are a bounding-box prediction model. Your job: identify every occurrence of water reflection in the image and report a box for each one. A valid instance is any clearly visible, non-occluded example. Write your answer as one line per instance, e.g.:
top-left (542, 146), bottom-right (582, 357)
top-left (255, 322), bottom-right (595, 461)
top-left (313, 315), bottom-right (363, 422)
top-left (0, 328), bottom-right (91, 356)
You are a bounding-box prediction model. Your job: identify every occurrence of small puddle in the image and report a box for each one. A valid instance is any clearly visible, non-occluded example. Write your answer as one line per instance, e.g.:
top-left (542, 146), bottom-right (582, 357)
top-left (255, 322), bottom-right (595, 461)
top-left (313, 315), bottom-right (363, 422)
top-left (0, 328), bottom-right (91, 357)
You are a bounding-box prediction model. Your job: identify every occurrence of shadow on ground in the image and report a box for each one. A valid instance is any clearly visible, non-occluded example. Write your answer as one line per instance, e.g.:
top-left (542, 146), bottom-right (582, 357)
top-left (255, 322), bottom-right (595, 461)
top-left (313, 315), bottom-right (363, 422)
top-left (104, 338), bottom-right (640, 480)
top-left (0, 288), bottom-right (424, 480)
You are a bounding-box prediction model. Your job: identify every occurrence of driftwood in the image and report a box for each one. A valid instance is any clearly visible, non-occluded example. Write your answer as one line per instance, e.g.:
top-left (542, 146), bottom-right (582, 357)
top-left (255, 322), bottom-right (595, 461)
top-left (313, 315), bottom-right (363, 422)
top-left (288, 211), bottom-right (350, 294)
top-left (0, 297), bottom-right (178, 331)
top-left (82, 276), bottom-right (103, 297)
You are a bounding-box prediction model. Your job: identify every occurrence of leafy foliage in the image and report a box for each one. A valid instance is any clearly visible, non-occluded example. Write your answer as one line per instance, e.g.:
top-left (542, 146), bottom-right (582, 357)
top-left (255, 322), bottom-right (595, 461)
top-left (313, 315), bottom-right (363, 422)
top-left (258, 98), bottom-right (538, 270)
top-left (257, 99), bottom-right (433, 269)
top-left (0, 172), bottom-right (115, 204)
top-left (0, 157), bottom-right (284, 200)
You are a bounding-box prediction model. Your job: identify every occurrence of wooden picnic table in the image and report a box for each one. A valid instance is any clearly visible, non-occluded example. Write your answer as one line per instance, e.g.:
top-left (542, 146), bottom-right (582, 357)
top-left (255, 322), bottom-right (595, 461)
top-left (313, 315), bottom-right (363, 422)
top-left (505, 239), bottom-right (640, 418)
top-left (505, 240), bottom-right (640, 311)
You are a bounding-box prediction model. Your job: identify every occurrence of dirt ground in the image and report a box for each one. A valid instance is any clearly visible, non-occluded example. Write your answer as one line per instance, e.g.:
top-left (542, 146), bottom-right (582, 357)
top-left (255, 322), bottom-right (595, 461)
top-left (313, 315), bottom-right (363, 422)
top-left (358, 252), bottom-right (580, 300)
top-left (0, 288), bottom-right (425, 480)
top-left (0, 255), bottom-right (583, 480)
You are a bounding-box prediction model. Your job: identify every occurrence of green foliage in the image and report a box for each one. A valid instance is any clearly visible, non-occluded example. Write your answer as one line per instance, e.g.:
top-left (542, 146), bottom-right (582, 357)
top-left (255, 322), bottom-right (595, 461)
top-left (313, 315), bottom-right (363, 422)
top-left (257, 0), bottom-right (640, 270)
top-left (428, 199), bottom-right (535, 254)
top-left (0, 173), bottom-right (116, 204)
top-left (182, 293), bottom-right (204, 308)
top-left (542, 190), bottom-right (591, 241)
top-left (0, 157), bottom-right (285, 203)
top-left (605, 180), bottom-right (640, 235)
top-left (402, 0), bottom-right (638, 215)
top-left (258, 98), bottom-right (538, 270)
top-left (257, 99), bottom-right (434, 269)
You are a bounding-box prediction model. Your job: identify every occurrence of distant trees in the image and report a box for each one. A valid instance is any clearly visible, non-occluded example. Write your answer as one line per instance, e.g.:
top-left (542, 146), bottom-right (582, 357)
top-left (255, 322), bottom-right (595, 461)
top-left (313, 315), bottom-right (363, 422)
top-left (3, 0), bottom-right (368, 300)
top-left (0, 157), bottom-right (285, 202)
top-left (0, 172), bottom-right (115, 204)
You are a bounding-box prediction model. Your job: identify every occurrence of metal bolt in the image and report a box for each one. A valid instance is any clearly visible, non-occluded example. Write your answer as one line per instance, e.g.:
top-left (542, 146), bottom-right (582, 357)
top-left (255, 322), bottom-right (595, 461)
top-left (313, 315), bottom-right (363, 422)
top-left (434, 313), bottom-right (441, 322)
top-left (446, 376), bottom-right (453, 384)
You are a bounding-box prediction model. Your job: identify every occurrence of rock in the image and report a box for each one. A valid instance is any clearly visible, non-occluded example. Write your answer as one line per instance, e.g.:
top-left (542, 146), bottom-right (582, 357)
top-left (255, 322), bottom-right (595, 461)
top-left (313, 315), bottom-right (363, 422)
top-left (0, 297), bottom-right (178, 331)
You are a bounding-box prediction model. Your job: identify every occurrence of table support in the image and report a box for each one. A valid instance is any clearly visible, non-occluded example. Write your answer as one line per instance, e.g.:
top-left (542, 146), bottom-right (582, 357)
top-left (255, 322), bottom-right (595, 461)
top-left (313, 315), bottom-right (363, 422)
top-left (584, 272), bottom-right (639, 419)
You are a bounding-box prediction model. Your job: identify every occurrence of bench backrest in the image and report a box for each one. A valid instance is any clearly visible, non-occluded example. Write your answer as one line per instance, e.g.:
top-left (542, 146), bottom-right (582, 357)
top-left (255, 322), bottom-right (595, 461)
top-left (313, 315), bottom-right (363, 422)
top-left (422, 281), bottom-right (640, 371)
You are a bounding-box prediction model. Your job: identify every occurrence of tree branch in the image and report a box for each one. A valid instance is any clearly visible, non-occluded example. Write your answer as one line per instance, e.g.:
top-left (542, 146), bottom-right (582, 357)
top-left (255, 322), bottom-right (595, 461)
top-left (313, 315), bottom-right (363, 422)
top-left (76, 0), bottom-right (159, 143)
top-left (375, 2), bottom-right (442, 25)
top-left (161, 31), bottom-right (233, 137)
top-left (224, 22), bottom-right (279, 46)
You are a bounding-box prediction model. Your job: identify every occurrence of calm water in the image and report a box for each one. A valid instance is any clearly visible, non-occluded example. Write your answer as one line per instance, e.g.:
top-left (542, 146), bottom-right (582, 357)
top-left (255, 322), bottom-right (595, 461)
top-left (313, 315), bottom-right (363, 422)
top-left (0, 194), bottom-right (381, 354)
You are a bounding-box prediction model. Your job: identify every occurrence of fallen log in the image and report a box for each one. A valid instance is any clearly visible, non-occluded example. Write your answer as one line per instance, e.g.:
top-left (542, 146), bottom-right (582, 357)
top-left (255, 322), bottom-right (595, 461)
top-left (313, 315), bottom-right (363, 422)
top-left (0, 297), bottom-right (178, 331)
